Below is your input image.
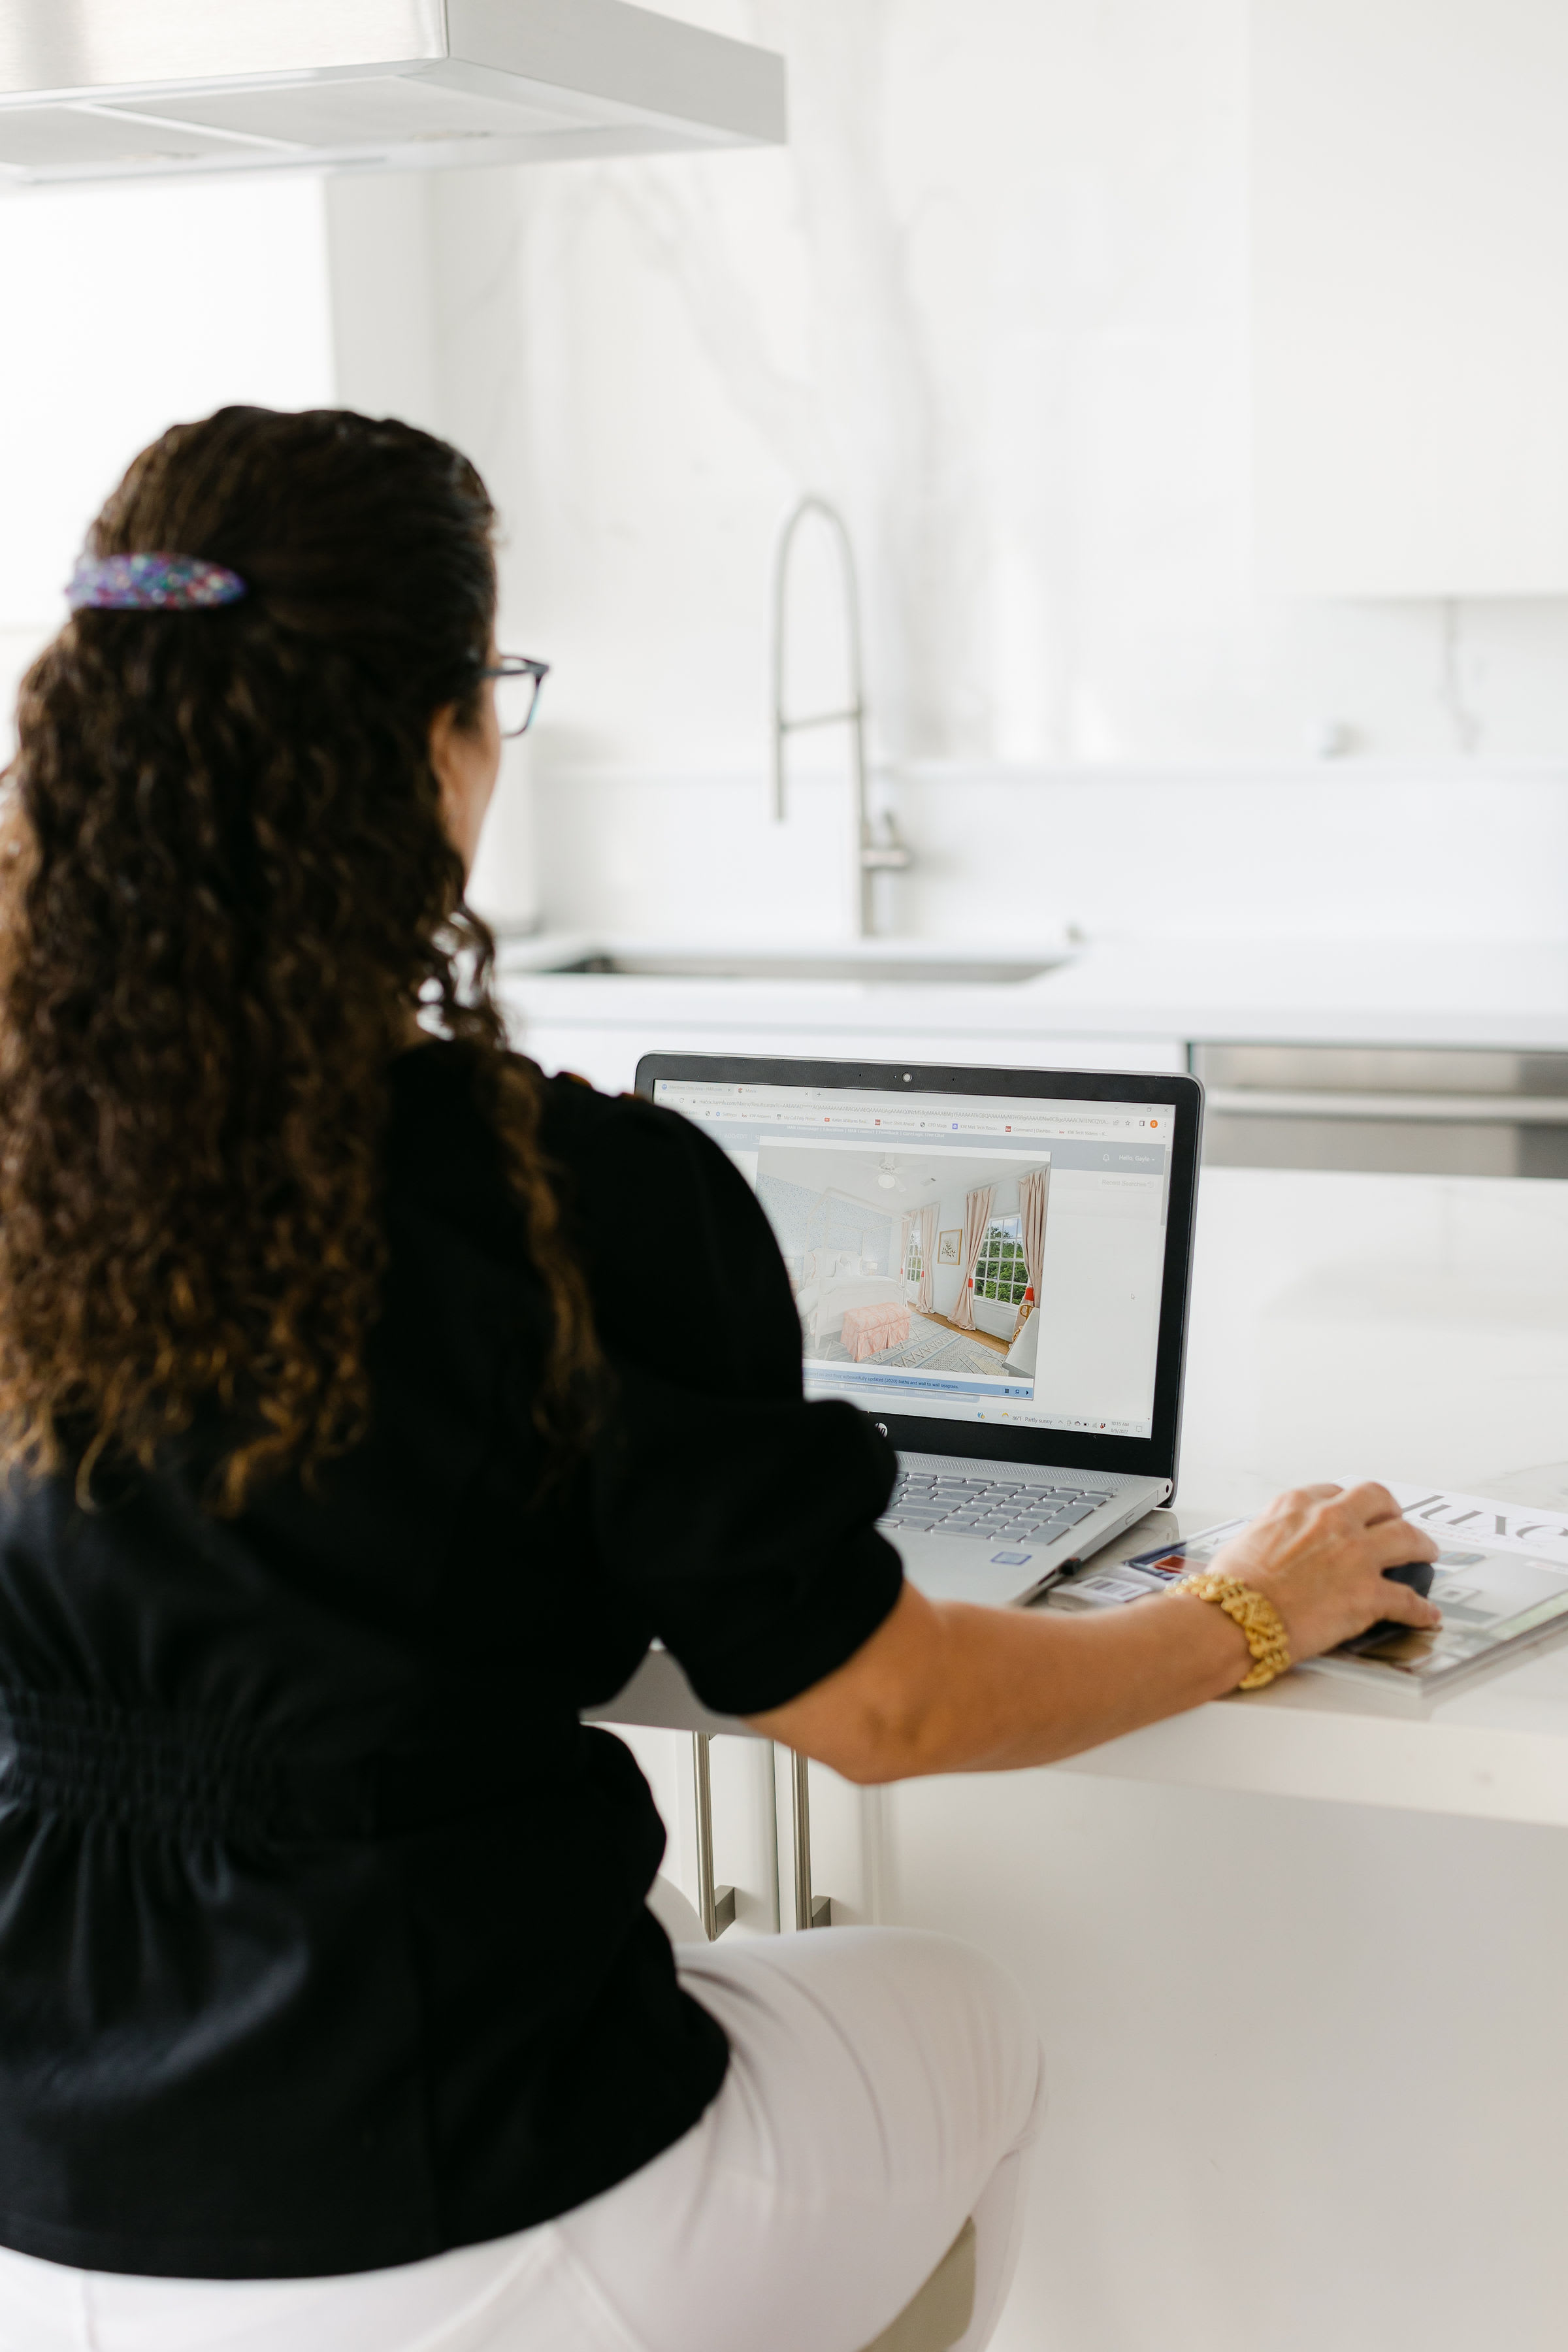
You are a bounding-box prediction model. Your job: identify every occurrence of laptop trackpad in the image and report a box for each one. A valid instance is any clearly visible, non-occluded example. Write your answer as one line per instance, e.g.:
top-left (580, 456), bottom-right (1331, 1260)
top-left (896, 1533), bottom-right (1052, 1608)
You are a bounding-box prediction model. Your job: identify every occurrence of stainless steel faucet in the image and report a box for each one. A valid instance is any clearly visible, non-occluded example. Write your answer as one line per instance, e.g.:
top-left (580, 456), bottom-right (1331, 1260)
top-left (770, 495), bottom-right (912, 938)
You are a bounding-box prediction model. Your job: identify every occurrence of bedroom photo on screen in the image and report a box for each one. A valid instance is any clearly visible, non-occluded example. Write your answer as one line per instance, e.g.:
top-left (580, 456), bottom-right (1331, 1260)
top-left (753, 1147), bottom-right (1051, 1385)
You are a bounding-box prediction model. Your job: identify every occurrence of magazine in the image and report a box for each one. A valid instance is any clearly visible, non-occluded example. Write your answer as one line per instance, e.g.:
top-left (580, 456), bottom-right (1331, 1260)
top-left (1052, 1484), bottom-right (1568, 1691)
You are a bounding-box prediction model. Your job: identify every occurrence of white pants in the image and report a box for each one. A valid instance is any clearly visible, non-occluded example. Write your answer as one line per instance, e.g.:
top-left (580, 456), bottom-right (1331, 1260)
top-left (0, 1927), bottom-right (1044, 2352)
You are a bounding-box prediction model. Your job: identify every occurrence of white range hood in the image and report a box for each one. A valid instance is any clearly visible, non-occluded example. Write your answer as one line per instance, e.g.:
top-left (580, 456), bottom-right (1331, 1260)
top-left (0, 0), bottom-right (785, 186)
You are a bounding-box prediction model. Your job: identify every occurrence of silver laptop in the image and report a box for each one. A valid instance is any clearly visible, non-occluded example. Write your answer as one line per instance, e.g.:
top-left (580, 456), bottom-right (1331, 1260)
top-left (636, 1052), bottom-right (1205, 1609)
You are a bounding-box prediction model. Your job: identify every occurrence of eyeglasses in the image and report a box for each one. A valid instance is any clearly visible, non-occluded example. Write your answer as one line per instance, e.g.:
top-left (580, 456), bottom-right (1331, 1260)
top-left (478, 653), bottom-right (550, 738)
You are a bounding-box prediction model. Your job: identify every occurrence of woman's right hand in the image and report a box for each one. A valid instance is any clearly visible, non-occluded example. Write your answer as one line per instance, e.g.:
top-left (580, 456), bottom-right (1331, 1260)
top-left (753, 1479), bottom-right (1447, 1786)
top-left (1207, 1482), bottom-right (1443, 1663)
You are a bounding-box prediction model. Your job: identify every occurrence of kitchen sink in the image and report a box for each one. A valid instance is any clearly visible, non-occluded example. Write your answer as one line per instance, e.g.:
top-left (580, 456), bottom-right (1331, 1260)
top-left (532, 949), bottom-right (1066, 985)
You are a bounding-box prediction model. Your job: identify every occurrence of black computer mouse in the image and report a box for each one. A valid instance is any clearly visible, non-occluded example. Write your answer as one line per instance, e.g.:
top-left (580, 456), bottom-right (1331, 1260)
top-left (1384, 1560), bottom-right (1435, 1601)
top-left (1356, 1558), bottom-right (1437, 1646)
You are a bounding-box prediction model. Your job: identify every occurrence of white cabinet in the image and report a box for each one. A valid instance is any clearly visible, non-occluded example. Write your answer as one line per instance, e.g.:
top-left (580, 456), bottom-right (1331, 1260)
top-left (1252, 0), bottom-right (1568, 593)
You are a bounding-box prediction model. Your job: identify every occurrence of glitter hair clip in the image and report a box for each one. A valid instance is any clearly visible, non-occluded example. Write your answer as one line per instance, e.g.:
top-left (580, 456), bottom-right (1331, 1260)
top-left (65, 552), bottom-right (248, 612)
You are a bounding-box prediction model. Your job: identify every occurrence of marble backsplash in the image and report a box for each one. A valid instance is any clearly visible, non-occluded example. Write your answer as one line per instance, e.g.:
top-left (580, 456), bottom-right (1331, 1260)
top-left (423, 0), bottom-right (1568, 786)
top-left (408, 0), bottom-right (1568, 945)
top-left (529, 757), bottom-right (1568, 948)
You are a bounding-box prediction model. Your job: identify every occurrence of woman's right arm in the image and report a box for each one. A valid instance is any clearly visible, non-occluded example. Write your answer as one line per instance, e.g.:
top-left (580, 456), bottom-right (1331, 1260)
top-left (747, 1483), bottom-right (1442, 1784)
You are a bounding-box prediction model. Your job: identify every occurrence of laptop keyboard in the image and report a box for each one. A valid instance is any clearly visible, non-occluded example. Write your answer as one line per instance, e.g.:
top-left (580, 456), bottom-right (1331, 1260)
top-left (879, 1473), bottom-right (1106, 1543)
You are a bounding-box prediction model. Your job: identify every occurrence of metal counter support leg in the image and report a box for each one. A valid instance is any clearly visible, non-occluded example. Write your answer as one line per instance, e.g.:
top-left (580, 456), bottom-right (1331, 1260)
top-left (691, 1733), bottom-right (736, 1939)
top-left (790, 1749), bottom-right (832, 1931)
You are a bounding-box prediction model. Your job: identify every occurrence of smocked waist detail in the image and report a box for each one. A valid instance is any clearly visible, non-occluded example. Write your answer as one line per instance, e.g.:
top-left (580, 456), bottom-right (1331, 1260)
top-left (0, 1690), bottom-right (560, 1842)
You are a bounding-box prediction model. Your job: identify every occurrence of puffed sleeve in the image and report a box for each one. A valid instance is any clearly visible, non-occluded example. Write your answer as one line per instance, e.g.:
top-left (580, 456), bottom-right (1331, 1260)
top-left (551, 1082), bottom-right (906, 1718)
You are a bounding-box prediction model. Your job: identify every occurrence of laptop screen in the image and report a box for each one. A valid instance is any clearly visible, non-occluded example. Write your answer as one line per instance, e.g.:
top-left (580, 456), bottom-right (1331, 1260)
top-left (651, 1075), bottom-right (1178, 1443)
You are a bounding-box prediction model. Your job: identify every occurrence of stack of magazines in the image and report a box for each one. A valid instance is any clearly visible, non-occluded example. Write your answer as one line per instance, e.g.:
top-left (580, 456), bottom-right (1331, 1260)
top-left (1052, 1482), bottom-right (1568, 1692)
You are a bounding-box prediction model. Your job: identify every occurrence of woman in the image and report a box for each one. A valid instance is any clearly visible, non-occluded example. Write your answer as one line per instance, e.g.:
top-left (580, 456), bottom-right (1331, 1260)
top-left (0, 406), bottom-right (1439, 2351)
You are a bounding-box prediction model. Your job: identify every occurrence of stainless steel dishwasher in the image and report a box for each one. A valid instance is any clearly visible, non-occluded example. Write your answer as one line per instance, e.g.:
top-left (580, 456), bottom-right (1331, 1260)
top-left (1192, 1043), bottom-right (1568, 1177)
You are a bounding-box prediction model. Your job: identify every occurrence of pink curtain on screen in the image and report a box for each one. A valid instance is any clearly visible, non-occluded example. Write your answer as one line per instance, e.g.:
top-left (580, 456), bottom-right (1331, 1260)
top-left (899, 1211), bottom-right (913, 1292)
top-left (951, 1184), bottom-right (994, 1331)
top-left (1011, 1166), bottom-right (1050, 1341)
top-left (917, 1203), bottom-right (938, 1312)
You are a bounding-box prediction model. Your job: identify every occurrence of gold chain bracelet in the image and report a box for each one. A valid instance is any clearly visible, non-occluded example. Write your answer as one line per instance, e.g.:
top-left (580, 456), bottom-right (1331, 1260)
top-left (1168, 1570), bottom-right (1292, 1691)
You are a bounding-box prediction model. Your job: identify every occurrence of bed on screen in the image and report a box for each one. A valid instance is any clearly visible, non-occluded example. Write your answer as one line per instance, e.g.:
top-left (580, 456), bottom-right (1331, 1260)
top-left (794, 1250), bottom-right (907, 1346)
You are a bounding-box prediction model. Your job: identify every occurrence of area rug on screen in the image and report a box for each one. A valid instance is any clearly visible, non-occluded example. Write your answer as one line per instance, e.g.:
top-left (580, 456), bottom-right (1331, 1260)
top-left (813, 1312), bottom-right (1001, 1380)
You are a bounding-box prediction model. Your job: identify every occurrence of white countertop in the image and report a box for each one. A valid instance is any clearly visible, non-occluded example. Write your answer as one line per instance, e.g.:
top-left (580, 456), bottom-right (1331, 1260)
top-left (1049, 1503), bottom-right (1568, 1829)
top-left (500, 934), bottom-right (1568, 1051)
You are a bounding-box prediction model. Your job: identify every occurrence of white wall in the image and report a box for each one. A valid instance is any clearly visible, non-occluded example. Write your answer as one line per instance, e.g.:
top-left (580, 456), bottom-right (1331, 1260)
top-left (930, 1257), bottom-right (962, 1322)
top-left (0, 174), bottom-right (335, 757)
top-left (394, 0), bottom-right (1568, 948)
top-left (10, 5), bottom-right (1568, 949)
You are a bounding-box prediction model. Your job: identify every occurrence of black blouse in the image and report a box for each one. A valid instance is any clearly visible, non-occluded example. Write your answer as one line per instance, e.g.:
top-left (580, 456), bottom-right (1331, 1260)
top-left (0, 1045), bottom-right (902, 2279)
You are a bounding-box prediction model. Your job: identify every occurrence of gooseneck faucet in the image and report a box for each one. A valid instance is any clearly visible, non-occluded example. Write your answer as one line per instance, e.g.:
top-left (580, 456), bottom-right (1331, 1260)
top-left (770, 496), bottom-right (912, 939)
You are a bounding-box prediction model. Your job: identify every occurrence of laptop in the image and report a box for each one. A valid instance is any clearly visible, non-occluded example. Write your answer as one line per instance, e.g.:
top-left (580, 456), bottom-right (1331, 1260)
top-left (634, 1052), bottom-right (1205, 1608)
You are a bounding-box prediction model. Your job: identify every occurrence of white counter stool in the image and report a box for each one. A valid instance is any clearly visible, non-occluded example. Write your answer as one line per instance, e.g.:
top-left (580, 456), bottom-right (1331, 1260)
top-left (858, 2218), bottom-right (976, 2352)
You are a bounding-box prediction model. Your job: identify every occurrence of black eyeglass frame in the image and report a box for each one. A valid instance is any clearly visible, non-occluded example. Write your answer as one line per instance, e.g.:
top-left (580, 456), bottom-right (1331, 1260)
top-left (478, 653), bottom-right (551, 738)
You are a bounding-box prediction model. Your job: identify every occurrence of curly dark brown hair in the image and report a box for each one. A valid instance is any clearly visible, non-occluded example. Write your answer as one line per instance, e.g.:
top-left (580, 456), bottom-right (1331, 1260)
top-left (0, 404), bottom-right (599, 1511)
